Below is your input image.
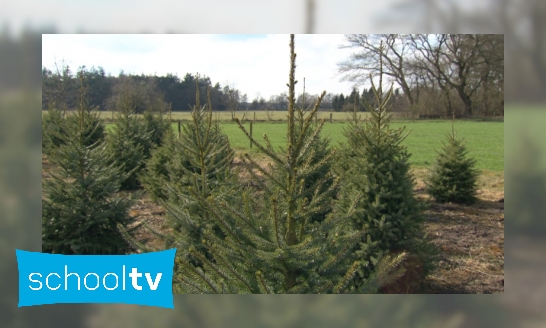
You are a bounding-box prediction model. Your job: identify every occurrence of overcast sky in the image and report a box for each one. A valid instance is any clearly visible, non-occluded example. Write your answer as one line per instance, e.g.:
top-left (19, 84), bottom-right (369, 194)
top-left (42, 34), bottom-right (364, 100)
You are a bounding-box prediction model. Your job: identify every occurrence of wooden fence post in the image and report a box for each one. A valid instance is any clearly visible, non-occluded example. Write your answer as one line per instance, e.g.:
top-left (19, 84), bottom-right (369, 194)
top-left (178, 120), bottom-right (181, 138)
top-left (330, 113), bottom-right (332, 123)
top-left (250, 121), bottom-right (253, 149)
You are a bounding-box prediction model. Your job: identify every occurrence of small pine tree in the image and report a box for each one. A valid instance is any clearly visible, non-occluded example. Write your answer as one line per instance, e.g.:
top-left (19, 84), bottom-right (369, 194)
top-left (167, 35), bottom-right (406, 294)
top-left (42, 72), bottom-right (134, 255)
top-left (426, 124), bottom-right (479, 205)
top-left (140, 78), bottom-right (234, 203)
top-left (42, 65), bottom-right (69, 156)
top-left (282, 91), bottom-right (337, 224)
top-left (106, 97), bottom-right (153, 190)
top-left (336, 43), bottom-right (427, 291)
top-left (42, 68), bottom-right (104, 156)
top-left (42, 108), bottom-right (66, 155)
top-left (162, 82), bottom-right (235, 255)
top-left (139, 129), bottom-right (177, 202)
top-left (142, 108), bottom-right (172, 149)
top-left (135, 78), bottom-right (236, 271)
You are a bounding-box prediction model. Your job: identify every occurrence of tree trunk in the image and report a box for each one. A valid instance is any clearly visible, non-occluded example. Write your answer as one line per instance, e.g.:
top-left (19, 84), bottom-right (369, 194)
top-left (455, 86), bottom-right (472, 116)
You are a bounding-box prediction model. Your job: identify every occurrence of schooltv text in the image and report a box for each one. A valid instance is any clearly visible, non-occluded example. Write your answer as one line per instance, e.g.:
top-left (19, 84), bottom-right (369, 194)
top-left (16, 249), bottom-right (176, 308)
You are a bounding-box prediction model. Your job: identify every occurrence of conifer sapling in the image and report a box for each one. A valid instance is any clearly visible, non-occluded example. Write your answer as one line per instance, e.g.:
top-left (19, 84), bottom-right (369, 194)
top-left (42, 72), bottom-right (134, 254)
top-left (426, 122), bottom-right (479, 205)
top-left (168, 35), bottom-right (406, 294)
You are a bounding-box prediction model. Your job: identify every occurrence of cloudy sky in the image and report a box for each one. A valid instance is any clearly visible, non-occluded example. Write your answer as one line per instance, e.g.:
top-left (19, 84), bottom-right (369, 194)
top-left (42, 34), bottom-right (363, 99)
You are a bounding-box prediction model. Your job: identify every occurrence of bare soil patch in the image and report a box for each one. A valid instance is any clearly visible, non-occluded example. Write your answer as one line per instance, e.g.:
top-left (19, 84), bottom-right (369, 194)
top-left (420, 200), bottom-right (504, 293)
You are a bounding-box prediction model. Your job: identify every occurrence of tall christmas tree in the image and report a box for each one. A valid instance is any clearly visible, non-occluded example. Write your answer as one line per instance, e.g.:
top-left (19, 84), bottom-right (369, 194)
top-left (42, 72), bottom-right (134, 255)
top-left (336, 42), bottom-right (429, 292)
top-left (168, 35), bottom-right (406, 294)
top-left (426, 122), bottom-right (479, 205)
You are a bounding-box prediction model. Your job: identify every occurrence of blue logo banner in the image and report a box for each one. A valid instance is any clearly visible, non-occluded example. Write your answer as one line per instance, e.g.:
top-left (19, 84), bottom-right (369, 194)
top-left (16, 249), bottom-right (176, 308)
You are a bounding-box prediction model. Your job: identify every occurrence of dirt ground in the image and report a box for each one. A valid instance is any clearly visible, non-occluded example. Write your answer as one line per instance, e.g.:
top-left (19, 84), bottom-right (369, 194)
top-left (42, 155), bottom-right (504, 294)
top-left (412, 167), bottom-right (504, 294)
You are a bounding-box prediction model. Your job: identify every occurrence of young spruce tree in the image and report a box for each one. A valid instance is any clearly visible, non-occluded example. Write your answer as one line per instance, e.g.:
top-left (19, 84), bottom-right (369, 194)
top-left (279, 85), bottom-right (337, 224)
top-left (106, 92), bottom-right (153, 190)
top-left (142, 107), bottom-right (172, 149)
top-left (336, 43), bottom-right (427, 291)
top-left (167, 35), bottom-right (406, 294)
top-left (42, 66), bottom-right (105, 156)
top-left (135, 77), bottom-right (236, 272)
top-left (42, 72), bottom-right (134, 255)
top-left (140, 77), bottom-right (234, 203)
top-left (138, 129), bottom-right (177, 202)
top-left (425, 121), bottom-right (479, 205)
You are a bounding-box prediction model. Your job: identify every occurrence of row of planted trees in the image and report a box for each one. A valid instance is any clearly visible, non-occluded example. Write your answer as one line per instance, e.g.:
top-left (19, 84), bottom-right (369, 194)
top-left (42, 35), bottom-right (479, 293)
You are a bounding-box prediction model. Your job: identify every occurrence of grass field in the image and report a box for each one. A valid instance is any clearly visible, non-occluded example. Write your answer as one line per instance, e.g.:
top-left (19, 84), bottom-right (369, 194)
top-left (220, 120), bottom-right (504, 172)
top-left (101, 115), bottom-right (504, 172)
top-left (95, 110), bottom-right (408, 122)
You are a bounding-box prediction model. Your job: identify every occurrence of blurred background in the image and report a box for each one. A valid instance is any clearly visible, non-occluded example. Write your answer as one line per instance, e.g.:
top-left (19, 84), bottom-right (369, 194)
top-left (1, 0), bottom-right (544, 327)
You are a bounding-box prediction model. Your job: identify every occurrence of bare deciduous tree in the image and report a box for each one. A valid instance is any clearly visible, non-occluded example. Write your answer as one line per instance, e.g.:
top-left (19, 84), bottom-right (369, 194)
top-left (339, 34), bottom-right (416, 112)
top-left (409, 34), bottom-right (497, 116)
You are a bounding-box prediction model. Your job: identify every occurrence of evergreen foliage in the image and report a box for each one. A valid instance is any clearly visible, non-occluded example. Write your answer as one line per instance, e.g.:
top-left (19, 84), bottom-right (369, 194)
top-left (166, 35), bottom-right (406, 294)
top-left (42, 69), bottom-right (105, 156)
top-left (140, 79), bottom-right (234, 203)
top-left (42, 72), bottom-right (134, 255)
top-left (42, 108), bottom-right (66, 155)
top-left (290, 103), bottom-right (337, 224)
top-left (426, 125), bottom-right (479, 204)
top-left (106, 98), bottom-right (153, 190)
top-left (142, 109), bottom-right (172, 148)
top-left (139, 130), bottom-right (177, 202)
top-left (136, 78), bottom-right (236, 269)
top-left (336, 44), bottom-right (427, 289)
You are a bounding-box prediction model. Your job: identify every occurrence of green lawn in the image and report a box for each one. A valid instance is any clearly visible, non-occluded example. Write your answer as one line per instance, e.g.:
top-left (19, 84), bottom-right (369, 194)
top-left (220, 120), bottom-right (504, 172)
top-left (105, 118), bottom-right (504, 172)
top-left (95, 110), bottom-right (407, 122)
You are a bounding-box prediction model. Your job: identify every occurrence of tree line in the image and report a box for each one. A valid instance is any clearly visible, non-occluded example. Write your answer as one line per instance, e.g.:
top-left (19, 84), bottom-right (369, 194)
top-left (41, 65), bottom-right (340, 114)
top-left (42, 65), bottom-right (245, 113)
top-left (41, 62), bottom-right (489, 119)
top-left (339, 34), bottom-right (504, 118)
